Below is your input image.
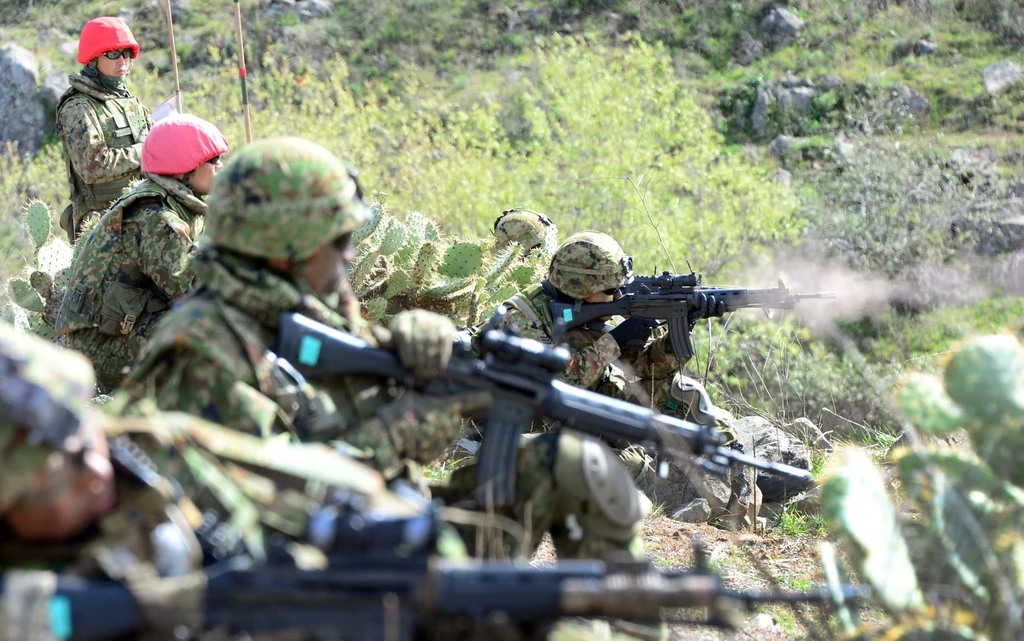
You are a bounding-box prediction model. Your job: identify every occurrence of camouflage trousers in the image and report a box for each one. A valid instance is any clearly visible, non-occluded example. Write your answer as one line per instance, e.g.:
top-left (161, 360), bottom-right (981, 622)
top-left (57, 313), bottom-right (164, 393)
top-left (433, 430), bottom-right (647, 561)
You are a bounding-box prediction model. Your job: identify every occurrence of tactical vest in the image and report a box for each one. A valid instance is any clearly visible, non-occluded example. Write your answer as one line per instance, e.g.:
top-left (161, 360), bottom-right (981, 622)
top-left (57, 87), bottom-right (149, 221)
top-left (56, 180), bottom-right (194, 336)
top-left (505, 283), bottom-right (556, 339)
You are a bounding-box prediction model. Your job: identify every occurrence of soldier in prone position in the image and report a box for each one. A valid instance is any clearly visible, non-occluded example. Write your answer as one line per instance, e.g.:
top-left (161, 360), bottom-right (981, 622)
top-left (54, 113), bottom-right (229, 393)
top-left (492, 207), bottom-right (558, 256)
top-left (120, 137), bottom-right (648, 562)
top-left (56, 17), bottom-right (153, 242)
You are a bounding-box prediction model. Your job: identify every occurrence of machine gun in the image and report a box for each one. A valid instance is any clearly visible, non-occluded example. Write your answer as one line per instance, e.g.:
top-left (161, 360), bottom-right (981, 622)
top-left (1, 496), bottom-right (866, 641)
top-left (548, 271), bottom-right (836, 361)
top-left (276, 312), bottom-right (813, 509)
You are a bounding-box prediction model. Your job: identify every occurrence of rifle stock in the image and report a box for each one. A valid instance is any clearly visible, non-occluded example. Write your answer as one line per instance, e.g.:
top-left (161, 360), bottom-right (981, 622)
top-left (276, 312), bottom-right (814, 510)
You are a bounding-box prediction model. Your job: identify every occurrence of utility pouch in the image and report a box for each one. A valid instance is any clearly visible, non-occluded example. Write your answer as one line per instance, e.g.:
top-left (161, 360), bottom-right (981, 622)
top-left (59, 203), bottom-right (75, 238)
top-left (98, 282), bottom-right (168, 335)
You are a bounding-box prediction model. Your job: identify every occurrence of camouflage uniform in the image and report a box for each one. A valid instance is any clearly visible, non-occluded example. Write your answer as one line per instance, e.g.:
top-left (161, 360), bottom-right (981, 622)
top-left (54, 174), bottom-right (207, 392)
top-left (485, 232), bottom-right (683, 407)
top-left (123, 138), bottom-right (646, 561)
top-left (55, 73), bottom-right (152, 242)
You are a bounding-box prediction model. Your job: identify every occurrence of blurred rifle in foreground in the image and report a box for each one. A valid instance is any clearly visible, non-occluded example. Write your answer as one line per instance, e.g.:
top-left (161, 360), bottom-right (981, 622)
top-left (2, 499), bottom-right (866, 641)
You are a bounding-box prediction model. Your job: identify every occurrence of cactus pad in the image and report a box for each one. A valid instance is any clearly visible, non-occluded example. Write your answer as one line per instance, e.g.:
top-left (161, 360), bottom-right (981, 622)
top-left (9, 278), bottom-right (45, 313)
top-left (413, 242), bottom-right (441, 284)
top-left (484, 244), bottom-right (520, 285)
top-left (25, 200), bottom-right (51, 250)
top-left (820, 450), bottom-right (924, 616)
top-left (28, 271), bottom-right (53, 299)
top-left (424, 277), bottom-right (476, 301)
top-left (506, 264), bottom-right (536, 289)
top-left (36, 239), bottom-right (74, 277)
top-left (384, 269), bottom-right (413, 298)
top-left (898, 374), bottom-right (966, 436)
top-left (943, 334), bottom-right (1024, 421)
top-left (439, 242), bottom-right (484, 279)
top-left (353, 206), bottom-right (386, 245)
top-left (364, 298), bottom-right (388, 323)
top-left (378, 219), bottom-right (408, 256)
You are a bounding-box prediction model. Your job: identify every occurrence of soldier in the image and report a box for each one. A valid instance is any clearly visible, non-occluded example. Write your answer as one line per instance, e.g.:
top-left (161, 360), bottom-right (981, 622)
top-left (483, 231), bottom-right (685, 406)
top-left (54, 113), bottom-right (229, 393)
top-left (56, 16), bottom-right (154, 242)
top-left (122, 137), bottom-right (646, 561)
top-left (492, 207), bottom-right (558, 255)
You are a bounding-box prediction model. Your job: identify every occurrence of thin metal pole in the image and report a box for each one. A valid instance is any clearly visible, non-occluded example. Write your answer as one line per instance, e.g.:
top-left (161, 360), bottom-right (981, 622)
top-left (234, 0), bottom-right (253, 142)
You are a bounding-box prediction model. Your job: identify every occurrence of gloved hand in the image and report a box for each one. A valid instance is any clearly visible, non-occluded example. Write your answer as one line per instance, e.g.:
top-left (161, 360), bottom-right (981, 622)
top-left (692, 292), bottom-right (726, 320)
top-left (388, 310), bottom-right (456, 380)
top-left (609, 316), bottom-right (660, 348)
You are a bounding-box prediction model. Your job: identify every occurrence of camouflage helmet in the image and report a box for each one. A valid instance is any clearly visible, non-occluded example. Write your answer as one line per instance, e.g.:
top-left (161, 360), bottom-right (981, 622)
top-left (493, 207), bottom-right (556, 252)
top-left (548, 232), bottom-right (634, 299)
top-left (664, 373), bottom-right (737, 445)
top-left (0, 324), bottom-right (95, 514)
top-left (204, 137), bottom-right (371, 262)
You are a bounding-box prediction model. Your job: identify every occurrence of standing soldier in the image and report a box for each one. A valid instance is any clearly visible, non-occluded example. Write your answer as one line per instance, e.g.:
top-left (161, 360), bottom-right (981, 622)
top-left (55, 113), bottom-right (228, 392)
top-left (56, 16), bottom-right (153, 242)
top-left (122, 137), bottom-right (647, 562)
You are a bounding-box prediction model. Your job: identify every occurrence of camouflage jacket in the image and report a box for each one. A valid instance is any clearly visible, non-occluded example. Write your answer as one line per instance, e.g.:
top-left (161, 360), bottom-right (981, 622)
top-left (55, 74), bottom-right (152, 237)
top-left (122, 252), bottom-right (464, 478)
top-left (54, 174), bottom-right (206, 338)
top-left (487, 282), bottom-right (683, 406)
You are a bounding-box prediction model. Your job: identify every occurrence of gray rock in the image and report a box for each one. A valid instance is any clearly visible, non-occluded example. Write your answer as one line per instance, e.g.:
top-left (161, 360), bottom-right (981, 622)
top-left (733, 416), bottom-right (813, 502)
top-left (833, 139), bottom-right (856, 162)
top-left (297, 0), bottom-right (334, 21)
top-left (914, 39), bottom-right (938, 56)
top-left (758, 3), bottom-right (805, 48)
top-left (171, 0), bottom-right (191, 19)
top-left (38, 66), bottom-right (70, 118)
top-left (748, 613), bottom-right (777, 629)
top-left (983, 60), bottom-right (1022, 96)
top-left (893, 84), bottom-right (929, 117)
top-left (816, 74), bottom-right (845, 91)
top-left (785, 486), bottom-right (821, 516)
top-left (59, 41), bottom-right (79, 60)
top-left (0, 44), bottom-right (46, 154)
top-left (777, 86), bottom-right (815, 116)
top-left (784, 417), bottom-right (831, 451)
top-left (770, 168), bottom-right (792, 188)
top-left (951, 199), bottom-right (1024, 254)
top-left (117, 7), bottom-right (135, 24)
top-left (1011, 182), bottom-right (1024, 199)
top-left (734, 31), bottom-right (765, 65)
top-left (767, 135), bottom-right (796, 159)
top-left (671, 497), bottom-right (710, 523)
top-left (751, 88), bottom-right (773, 137)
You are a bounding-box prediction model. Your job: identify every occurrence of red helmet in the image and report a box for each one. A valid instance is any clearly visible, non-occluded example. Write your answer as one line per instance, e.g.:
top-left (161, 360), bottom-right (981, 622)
top-left (142, 114), bottom-right (230, 175)
top-left (77, 17), bottom-right (140, 65)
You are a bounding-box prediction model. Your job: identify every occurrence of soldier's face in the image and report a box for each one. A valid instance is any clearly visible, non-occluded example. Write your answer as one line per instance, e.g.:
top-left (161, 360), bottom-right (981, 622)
top-left (302, 233), bottom-right (356, 296)
top-left (5, 414), bottom-right (116, 542)
top-left (96, 52), bottom-right (131, 77)
top-left (188, 156), bottom-right (224, 196)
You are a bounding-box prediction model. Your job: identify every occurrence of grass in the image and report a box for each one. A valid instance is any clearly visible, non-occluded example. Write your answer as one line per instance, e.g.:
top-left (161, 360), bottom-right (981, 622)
top-left (776, 508), bottom-right (830, 537)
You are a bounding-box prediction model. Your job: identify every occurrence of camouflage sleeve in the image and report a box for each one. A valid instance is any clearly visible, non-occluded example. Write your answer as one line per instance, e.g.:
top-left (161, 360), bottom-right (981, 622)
top-left (482, 305), bottom-right (620, 390)
top-left (620, 326), bottom-right (688, 380)
top-left (123, 351), bottom-right (273, 438)
top-left (57, 97), bottom-right (143, 184)
top-left (123, 204), bottom-right (197, 300)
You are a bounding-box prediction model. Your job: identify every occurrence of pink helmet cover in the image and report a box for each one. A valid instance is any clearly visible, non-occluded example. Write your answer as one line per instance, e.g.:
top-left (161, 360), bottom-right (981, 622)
top-left (142, 113), bottom-right (229, 175)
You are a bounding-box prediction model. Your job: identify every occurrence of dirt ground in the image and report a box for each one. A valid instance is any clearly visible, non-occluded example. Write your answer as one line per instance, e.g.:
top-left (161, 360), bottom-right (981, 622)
top-left (533, 515), bottom-right (858, 640)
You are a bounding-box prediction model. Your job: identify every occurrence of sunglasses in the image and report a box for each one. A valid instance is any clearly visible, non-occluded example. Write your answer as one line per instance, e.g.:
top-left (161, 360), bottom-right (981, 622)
top-left (207, 155), bottom-right (222, 166)
top-left (102, 48), bottom-right (136, 60)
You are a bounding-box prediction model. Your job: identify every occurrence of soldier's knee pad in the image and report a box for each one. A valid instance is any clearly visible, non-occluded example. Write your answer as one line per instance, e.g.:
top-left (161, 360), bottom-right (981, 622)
top-left (552, 430), bottom-right (646, 542)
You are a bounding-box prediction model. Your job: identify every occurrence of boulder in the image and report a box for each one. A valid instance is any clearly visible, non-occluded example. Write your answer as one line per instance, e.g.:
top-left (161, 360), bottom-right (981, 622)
top-left (982, 60), bottom-right (1022, 96)
top-left (732, 416), bottom-right (813, 502)
top-left (767, 135), bottom-right (796, 159)
top-left (913, 39), bottom-right (938, 56)
top-left (758, 3), bottom-right (804, 48)
top-left (770, 168), bottom-right (792, 189)
top-left (734, 31), bottom-right (765, 66)
top-left (776, 86), bottom-right (815, 116)
top-left (671, 497), bottom-right (710, 523)
top-left (751, 88), bottom-right (773, 137)
top-left (0, 44), bottom-right (47, 154)
top-left (950, 199), bottom-right (1024, 255)
top-left (816, 74), bottom-right (845, 91)
top-left (296, 0), bottom-right (334, 21)
top-left (893, 85), bottom-right (929, 118)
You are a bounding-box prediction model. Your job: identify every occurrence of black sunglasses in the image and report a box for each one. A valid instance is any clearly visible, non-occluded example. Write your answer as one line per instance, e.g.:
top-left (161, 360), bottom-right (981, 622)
top-left (102, 48), bottom-right (135, 60)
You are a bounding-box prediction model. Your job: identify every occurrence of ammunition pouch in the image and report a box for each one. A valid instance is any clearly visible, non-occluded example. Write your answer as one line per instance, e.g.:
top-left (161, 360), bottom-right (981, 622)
top-left (98, 281), bottom-right (168, 336)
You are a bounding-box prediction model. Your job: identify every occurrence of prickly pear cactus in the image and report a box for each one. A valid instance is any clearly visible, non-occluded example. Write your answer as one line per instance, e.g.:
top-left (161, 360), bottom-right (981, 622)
top-left (823, 334), bottom-right (1024, 639)
top-left (349, 206), bottom-right (548, 327)
top-left (6, 201), bottom-right (74, 336)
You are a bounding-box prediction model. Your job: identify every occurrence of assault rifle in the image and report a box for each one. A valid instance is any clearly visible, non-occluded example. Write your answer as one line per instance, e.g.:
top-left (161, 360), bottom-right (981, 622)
top-left (548, 271), bottom-right (836, 361)
top-left (1, 497), bottom-right (865, 641)
top-left (276, 312), bottom-right (813, 508)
